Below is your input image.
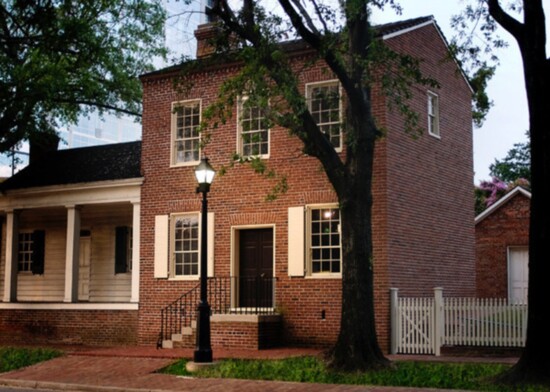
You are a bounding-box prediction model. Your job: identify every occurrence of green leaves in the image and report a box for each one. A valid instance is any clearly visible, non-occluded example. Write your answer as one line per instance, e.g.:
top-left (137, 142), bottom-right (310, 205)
top-left (0, 0), bottom-right (167, 151)
top-left (489, 134), bottom-right (531, 183)
top-left (0, 347), bottom-right (62, 372)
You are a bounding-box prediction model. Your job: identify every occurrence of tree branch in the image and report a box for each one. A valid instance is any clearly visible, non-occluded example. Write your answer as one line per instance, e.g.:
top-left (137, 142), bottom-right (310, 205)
top-left (277, 0), bottom-right (354, 92)
top-left (487, 0), bottom-right (524, 42)
top-left (53, 100), bottom-right (141, 117)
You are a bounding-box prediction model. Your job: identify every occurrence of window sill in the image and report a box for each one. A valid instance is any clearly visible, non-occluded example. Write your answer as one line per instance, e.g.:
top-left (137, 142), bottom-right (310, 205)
top-left (168, 276), bottom-right (200, 281)
top-left (305, 274), bottom-right (342, 279)
top-left (170, 161), bottom-right (200, 168)
top-left (428, 131), bottom-right (441, 139)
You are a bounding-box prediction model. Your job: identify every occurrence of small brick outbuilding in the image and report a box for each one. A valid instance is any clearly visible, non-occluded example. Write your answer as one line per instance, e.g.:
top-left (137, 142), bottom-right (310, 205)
top-left (475, 187), bottom-right (531, 302)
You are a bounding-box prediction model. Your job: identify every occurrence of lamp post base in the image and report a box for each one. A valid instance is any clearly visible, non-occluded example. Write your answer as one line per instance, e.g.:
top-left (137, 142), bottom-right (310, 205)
top-left (186, 360), bottom-right (216, 372)
top-left (194, 301), bottom-right (212, 363)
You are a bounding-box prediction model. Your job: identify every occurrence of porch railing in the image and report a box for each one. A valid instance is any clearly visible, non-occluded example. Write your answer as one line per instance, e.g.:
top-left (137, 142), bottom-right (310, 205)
top-left (159, 276), bottom-right (277, 344)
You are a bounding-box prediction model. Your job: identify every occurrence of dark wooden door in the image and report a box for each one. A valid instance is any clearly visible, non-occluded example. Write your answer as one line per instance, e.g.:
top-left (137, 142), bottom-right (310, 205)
top-left (239, 228), bottom-right (273, 308)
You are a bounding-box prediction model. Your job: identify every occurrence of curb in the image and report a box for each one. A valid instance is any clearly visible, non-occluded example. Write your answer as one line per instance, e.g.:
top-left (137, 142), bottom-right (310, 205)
top-left (0, 378), bottom-right (169, 392)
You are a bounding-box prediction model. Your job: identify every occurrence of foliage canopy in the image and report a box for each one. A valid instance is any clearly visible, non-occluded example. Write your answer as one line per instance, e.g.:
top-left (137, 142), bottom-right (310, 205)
top-left (0, 0), bottom-right (167, 152)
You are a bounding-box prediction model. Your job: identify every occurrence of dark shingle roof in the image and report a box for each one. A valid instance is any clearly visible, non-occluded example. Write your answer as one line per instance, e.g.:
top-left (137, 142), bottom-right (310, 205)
top-left (0, 141), bottom-right (142, 192)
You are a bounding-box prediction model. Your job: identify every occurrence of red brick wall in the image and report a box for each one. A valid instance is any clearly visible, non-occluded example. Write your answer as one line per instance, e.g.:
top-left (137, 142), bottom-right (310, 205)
top-left (139, 22), bottom-right (474, 352)
top-left (0, 309), bottom-right (137, 346)
top-left (476, 192), bottom-right (530, 298)
top-left (383, 24), bottom-right (476, 299)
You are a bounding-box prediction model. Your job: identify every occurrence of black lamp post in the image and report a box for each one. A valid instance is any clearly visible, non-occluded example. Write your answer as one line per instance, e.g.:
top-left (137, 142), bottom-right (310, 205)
top-left (193, 156), bottom-right (215, 363)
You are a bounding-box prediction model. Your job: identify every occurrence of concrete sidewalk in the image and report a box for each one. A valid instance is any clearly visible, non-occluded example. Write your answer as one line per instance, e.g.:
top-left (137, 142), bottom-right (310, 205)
top-left (0, 346), bottom-right (518, 392)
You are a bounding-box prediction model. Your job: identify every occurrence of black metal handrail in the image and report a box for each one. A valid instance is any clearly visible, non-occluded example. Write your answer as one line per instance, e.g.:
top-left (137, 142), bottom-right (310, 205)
top-left (158, 276), bottom-right (277, 346)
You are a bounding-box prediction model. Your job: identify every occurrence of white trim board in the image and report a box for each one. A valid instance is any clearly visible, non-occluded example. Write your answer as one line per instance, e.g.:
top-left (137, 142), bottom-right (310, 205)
top-left (475, 187), bottom-right (531, 225)
top-left (0, 303), bottom-right (139, 311)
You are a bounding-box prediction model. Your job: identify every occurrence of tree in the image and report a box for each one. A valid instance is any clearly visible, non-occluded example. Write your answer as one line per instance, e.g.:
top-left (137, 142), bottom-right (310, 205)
top-left (0, 0), bottom-right (167, 153)
top-left (489, 135), bottom-right (531, 183)
top-left (202, 0), bottom-right (437, 371)
top-left (456, 0), bottom-right (550, 386)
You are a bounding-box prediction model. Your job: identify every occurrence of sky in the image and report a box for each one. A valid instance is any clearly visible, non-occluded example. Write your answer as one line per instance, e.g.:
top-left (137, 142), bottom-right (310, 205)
top-left (0, 1), bottom-right (537, 183)
top-left (371, 1), bottom-right (537, 183)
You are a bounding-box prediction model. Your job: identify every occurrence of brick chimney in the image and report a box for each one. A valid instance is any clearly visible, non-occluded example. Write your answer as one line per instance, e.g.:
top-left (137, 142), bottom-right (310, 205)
top-left (29, 132), bottom-right (60, 164)
top-left (195, 23), bottom-right (220, 59)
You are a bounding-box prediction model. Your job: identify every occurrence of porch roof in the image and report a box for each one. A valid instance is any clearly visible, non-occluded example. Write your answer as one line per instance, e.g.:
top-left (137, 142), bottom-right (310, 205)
top-left (0, 141), bottom-right (141, 192)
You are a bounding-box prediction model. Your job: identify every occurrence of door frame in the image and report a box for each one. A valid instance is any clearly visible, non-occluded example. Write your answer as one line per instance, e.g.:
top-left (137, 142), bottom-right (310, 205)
top-left (230, 224), bottom-right (276, 308)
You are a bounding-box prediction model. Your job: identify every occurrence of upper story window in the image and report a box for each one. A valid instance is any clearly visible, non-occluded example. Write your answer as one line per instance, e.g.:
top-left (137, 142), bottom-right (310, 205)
top-left (307, 205), bottom-right (341, 276)
top-left (306, 81), bottom-right (342, 150)
top-left (238, 97), bottom-right (269, 158)
top-left (172, 100), bottom-right (201, 165)
top-left (172, 214), bottom-right (199, 277)
top-left (427, 91), bottom-right (440, 138)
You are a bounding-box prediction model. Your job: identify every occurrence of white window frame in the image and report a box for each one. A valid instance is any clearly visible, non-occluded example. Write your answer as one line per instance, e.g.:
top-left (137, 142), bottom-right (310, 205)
top-left (171, 99), bottom-right (202, 167)
top-left (306, 203), bottom-right (342, 278)
top-left (427, 91), bottom-right (440, 138)
top-left (306, 80), bottom-right (343, 152)
top-left (17, 231), bottom-right (34, 273)
top-left (237, 96), bottom-right (270, 158)
top-left (170, 213), bottom-right (201, 280)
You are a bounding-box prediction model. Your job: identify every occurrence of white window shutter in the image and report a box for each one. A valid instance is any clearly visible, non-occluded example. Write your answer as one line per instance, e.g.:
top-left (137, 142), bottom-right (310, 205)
top-left (207, 212), bottom-right (215, 277)
top-left (288, 206), bottom-right (305, 277)
top-left (154, 215), bottom-right (169, 278)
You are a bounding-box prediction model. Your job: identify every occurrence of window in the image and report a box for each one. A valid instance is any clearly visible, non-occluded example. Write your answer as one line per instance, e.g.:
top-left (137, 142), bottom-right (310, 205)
top-left (17, 230), bottom-right (45, 274)
top-left (18, 232), bottom-right (33, 272)
top-left (308, 206), bottom-right (341, 275)
top-left (307, 81), bottom-right (342, 150)
top-left (172, 100), bottom-right (201, 165)
top-left (115, 226), bottom-right (132, 274)
top-left (172, 214), bottom-right (199, 277)
top-left (238, 97), bottom-right (269, 157)
top-left (427, 91), bottom-right (440, 137)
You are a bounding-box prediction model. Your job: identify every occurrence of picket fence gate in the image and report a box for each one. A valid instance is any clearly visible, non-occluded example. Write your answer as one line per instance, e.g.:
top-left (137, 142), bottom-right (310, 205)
top-left (390, 288), bottom-right (528, 356)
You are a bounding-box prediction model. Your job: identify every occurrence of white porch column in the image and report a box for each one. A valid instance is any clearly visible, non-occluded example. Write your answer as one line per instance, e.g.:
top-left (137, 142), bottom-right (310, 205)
top-left (130, 202), bottom-right (140, 303)
top-left (64, 206), bottom-right (81, 303)
top-left (3, 210), bottom-right (19, 302)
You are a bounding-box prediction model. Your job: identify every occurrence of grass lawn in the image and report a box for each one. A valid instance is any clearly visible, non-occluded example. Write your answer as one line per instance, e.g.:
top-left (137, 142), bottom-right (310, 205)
top-left (162, 356), bottom-right (549, 391)
top-left (0, 347), bottom-right (62, 373)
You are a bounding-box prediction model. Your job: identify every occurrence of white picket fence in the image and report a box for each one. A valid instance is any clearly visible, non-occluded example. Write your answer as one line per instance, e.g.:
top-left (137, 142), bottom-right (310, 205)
top-left (390, 288), bottom-right (528, 356)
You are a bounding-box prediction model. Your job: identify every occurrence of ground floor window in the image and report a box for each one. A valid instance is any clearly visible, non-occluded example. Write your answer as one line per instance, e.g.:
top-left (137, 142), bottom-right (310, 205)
top-left (172, 214), bottom-right (199, 277)
top-left (308, 205), bottom-right (341, 275)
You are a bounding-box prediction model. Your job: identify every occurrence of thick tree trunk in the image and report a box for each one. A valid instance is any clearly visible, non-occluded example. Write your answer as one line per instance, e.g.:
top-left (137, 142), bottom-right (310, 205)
top-left (500, 69), bottom-right (550, 386)
top-left (326, 123), bottom-right (389, 371)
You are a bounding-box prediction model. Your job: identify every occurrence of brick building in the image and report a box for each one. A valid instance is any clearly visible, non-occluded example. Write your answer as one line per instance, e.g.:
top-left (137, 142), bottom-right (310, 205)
top-left (475, 187), bottom-right (531, 302)
top-left (0, 16), bottom-right (475, 351)
top-left (139, 16), bottom-right (475, 352)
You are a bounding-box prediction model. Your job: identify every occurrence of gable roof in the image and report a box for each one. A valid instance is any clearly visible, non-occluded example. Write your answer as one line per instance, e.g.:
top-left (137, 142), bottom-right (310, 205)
top-left (377, 15), bottom-right (434, 38)
top-left (475, 186), bottom-right (531, 224)
top-left (140, 16), bottom-right (439, 81)
top-left (0, 141), bottom-right (142, 192)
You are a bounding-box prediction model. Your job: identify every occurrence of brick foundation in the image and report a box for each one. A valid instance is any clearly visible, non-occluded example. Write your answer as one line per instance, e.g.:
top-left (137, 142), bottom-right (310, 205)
top-left (0, 309), bottom-right (138, 346)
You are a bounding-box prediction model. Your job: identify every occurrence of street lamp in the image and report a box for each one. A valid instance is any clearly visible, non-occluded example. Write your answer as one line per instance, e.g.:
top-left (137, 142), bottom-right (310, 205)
top-left (193, 156), bottom-right (215, 363)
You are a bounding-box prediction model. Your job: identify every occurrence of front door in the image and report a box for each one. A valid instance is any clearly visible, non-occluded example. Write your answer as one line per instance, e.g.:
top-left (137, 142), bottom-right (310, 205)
top-left (239, 228), bottom-right (273, 308)
top-left (78, 237), bottom-right (91, 301)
